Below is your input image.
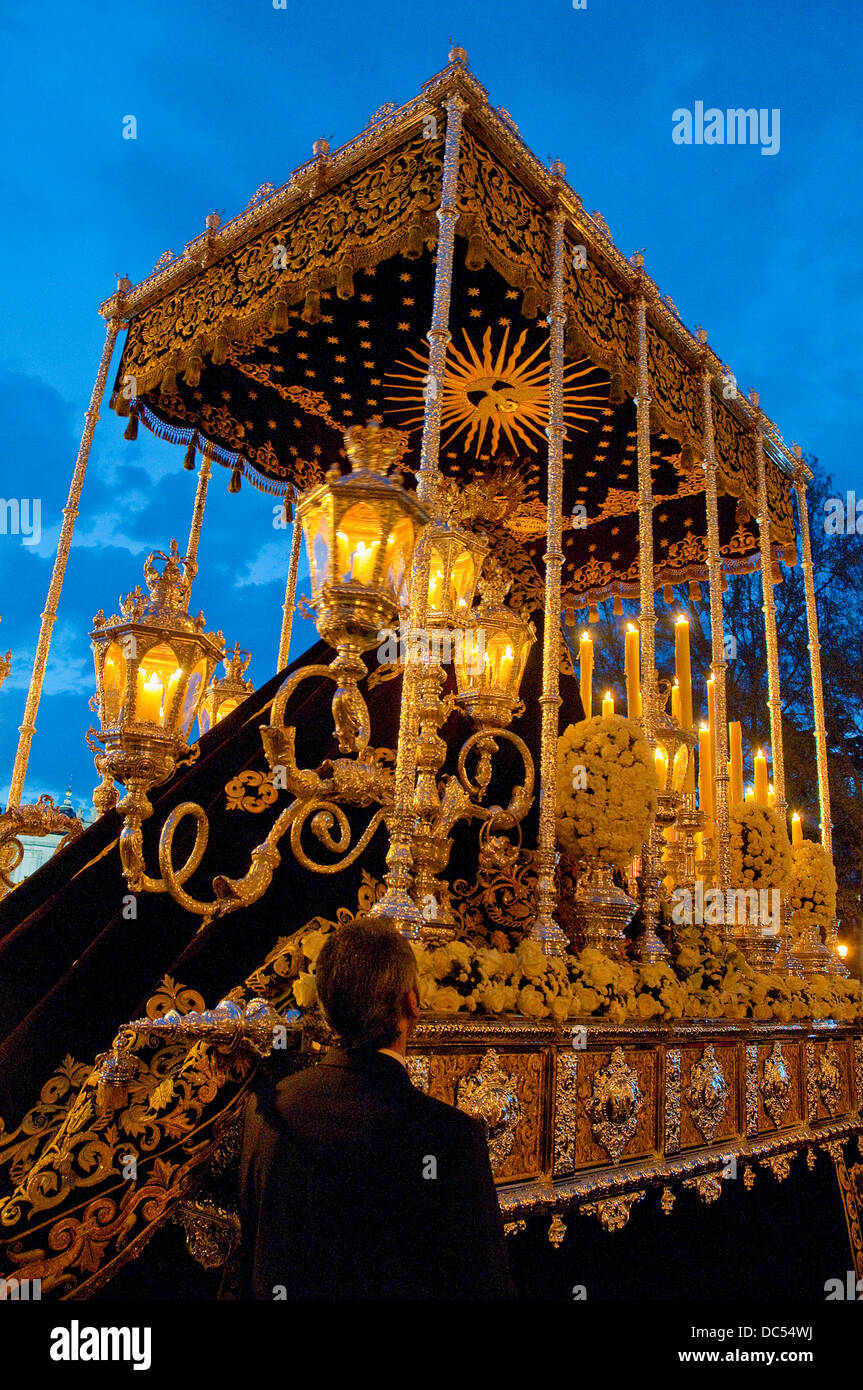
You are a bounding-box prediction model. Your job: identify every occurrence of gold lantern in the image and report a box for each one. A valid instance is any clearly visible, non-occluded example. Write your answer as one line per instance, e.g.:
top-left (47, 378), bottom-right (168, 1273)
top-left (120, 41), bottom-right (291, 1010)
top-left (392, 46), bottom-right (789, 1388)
top-left (296, 421), bottom-right (430, 654)
top-left (199, 643), bottom-right (253, 735)
top-left (454, 567), bottom-right (536, 729)
top-left (425, 521), bottom-right (487, 628)
top-left (90, 541), bottom-right (224, 888)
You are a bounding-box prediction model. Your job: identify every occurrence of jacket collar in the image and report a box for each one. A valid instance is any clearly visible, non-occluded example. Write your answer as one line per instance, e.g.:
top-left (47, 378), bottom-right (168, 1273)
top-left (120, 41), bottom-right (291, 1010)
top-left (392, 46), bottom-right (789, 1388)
top-left (321, 1045), bottom-right (413, 1084)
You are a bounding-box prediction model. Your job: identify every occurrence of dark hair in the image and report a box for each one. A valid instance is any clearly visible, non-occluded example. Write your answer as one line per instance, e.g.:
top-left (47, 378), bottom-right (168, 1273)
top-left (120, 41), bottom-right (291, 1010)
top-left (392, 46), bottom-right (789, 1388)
top-left (314, 917), bottom-right (418, 1050)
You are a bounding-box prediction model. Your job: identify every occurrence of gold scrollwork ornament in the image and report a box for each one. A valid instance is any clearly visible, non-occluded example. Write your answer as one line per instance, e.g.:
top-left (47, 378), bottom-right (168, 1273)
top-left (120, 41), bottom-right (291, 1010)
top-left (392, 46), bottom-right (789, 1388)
top-left (686, 1044), bottom-right (727, 1144)
top-left (587, 1047), bottom-right (643, 1164)
top-left (761, 1041), bottom-right (792, 1127)
top-left (456, 1049), bottom-right (521, 1170)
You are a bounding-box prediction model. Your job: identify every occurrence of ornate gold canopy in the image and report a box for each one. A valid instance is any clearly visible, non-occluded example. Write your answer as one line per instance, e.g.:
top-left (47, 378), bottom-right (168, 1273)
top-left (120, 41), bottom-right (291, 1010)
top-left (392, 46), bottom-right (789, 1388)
top-left (103, 53), bottom-right (798, 616)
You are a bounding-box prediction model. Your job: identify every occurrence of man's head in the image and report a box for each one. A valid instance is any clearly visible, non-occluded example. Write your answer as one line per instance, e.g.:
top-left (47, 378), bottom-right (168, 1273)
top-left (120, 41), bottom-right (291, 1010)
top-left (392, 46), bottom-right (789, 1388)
top-left (315, 916), bottom-right (420, 1052)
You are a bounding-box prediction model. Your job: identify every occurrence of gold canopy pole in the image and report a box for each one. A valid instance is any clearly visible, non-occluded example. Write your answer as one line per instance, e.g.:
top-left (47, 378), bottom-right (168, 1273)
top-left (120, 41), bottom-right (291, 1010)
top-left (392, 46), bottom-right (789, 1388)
top-left (529, 174), bottom-right (568, 955)
top-left (185, 444), bottom-right (212, 570)
top-left (633, 268), bottom-right (657, 735)
top-left (792, 449), bottom-right (832, 860)
top-left (8, 315), bottom-right (122, 808)
top-left (750, 395), bottom-right (786, 816)
top-left (632, 263), bottom-right (667, 962)
top-left (372, 86), bottom-right (466, 930)
top-left (697, 336), bottom-right (731, 898)
top-left (277, 488), bottom-right (301, 672)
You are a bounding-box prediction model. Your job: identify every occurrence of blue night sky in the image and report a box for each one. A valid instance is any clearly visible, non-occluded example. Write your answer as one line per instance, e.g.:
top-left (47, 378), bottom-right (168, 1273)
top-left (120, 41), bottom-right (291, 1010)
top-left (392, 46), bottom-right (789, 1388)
top-left (0, 0), bottom-right (860, 812)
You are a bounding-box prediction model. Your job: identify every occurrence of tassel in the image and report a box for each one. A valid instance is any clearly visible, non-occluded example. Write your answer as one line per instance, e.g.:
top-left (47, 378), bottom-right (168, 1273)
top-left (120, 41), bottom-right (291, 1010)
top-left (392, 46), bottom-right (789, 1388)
top-left (228, 462), bottom-right (242, 494)
top-left (336, 257), bottom-right (354, 300)
top-left (721, 573), bottom-right (729, 593)
top-left (123, 409), bottom-right (139, 441)
top-left (282, 490), bottom-right (293, 524)
top-left (184, 351), bottom-right (203, 387)
top-left (521, 284), bottom-right (539, 319)
top-left (612, 594), bottom-right (623, 616)
top-left (465, 232), bottom-right (486, 271)
top-left (688, 580), bottom-right (702, 603)
top-left (404, 220), bottom-right (424, 260)
top-left (115, 392), bottom-right (131, 418)
top-left (588, 603), bottom-right (599, 624)
top-left (108, 389), bottom-right (119, 411)
top-left (680, 442), bottom-right (698, 470)
top-left (302, 283), bottom-right (321, 324)
top-left (270, 291), bottom-right (290, 334)
top-left (609, 373), bottom-right (626, 405)
top-left (662, 583), bottom-right (674, 605)
top-left (160, 358), bottom-right (178, 396)
top-left (183, 434), bottom-right (198, 470)
top-left (772, 564), bottom-right (783, 586)
top-left (735, 498), bottom-right (751, 526)
top-left (785, 550), bottom-right (797, 568)
top-left (212, 331), bottom-right (229, 366)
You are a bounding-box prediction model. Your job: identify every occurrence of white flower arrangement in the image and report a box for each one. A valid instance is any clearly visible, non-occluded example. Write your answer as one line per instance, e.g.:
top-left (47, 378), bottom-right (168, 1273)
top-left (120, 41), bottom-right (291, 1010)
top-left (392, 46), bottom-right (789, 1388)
top-left (788, 840), bottom-right (837, 933)
top-left (556, 715), bottom-right (657, 869)
top-left (728, 802), bottom-right (791, 892)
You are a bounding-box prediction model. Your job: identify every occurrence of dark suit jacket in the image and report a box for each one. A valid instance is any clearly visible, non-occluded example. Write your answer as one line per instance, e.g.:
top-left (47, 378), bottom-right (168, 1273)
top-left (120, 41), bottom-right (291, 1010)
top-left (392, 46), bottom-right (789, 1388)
top-left (238, 1045), bottom-right (516, 1300)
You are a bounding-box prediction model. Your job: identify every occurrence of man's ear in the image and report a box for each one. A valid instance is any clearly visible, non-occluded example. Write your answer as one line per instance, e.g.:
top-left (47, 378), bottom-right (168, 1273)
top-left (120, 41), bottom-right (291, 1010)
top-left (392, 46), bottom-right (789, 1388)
top-left (405, 984), bottom-right (421, 1022)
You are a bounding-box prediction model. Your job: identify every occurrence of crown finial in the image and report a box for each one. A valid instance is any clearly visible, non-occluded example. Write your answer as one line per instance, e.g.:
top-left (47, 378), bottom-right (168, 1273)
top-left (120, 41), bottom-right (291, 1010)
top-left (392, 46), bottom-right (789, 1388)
top-left (343, 421), bottom-right (402, 476)
top-left (448, 44), bottom-right (469, 66)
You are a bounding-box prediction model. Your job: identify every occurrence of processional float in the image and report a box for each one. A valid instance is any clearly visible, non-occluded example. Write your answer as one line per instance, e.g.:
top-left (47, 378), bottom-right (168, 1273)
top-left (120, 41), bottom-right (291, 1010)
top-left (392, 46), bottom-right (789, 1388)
top-left (1, 48), bottom-right (861, 1297)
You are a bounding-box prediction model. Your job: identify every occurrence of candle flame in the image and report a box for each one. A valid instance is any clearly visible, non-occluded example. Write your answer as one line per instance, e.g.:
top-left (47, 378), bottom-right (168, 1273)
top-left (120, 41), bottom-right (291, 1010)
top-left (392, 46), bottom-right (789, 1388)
top-left (580, 631), bottom-right (589, 642)
top-left (675, 613), bottom-right (688, 625)
top-left (626, 623), bottom-right (637, 633)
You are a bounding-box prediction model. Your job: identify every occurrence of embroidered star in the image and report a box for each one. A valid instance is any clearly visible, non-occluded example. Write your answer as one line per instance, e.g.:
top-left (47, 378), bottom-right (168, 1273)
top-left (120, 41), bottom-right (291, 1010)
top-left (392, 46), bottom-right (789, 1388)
top-left (294, 419), bottom-right (302, 428)
top-left (469, 308), bottom-right (482, 317)
top-left (327, 336), bottom-right (338, 344)
top-left (498, 317), bottom-right (510, 326)
top-left (297, 330), bottom-right (308, 338)
top-left (358, 320), bottom-right (371, 328)
top-left (304, 370), bottom-right (316, 377)
top-left (658, 513), bottom-right (669, 523)
top-left (402, 298), bottom-right (414, 306)
top-left (363, 361), bottom-right (374, 368)
top-left (248, 391), bottom-right (258, 400)
top-left (505, 289), bottom-right (519, 299)
top-left (364, 267), bottom-right (376, 275)
top-left (321, 314), bottom-right (333, 323)
top-left (467, 287), bottom-right (480, 297)
top-left (360, 341), bottom-right (372, 349)
top-left (398, 322), bottom-right (411, 330)
top-left (370, 378), bottom-right (381, 386)
top-left (361, 293), bottom-right (373, 302)
top-left (400, 272), bottom-right (412, 282)
top-left (611, 526), bottom-right (620, 535)
top-left (297, 352), bottom-right (308, 359)
top-left (340, 392), bottom-right (351, 399)
top-left (333, 376), bottom-right (344, 383)
top-left (586, 470), bottom-right (597, 478)
top-left (221, 390), bottom-right (231, 401)
top-left (335, 354), bottom-right (346, 363)
top-left (267, 419), bottom-right (277, 429)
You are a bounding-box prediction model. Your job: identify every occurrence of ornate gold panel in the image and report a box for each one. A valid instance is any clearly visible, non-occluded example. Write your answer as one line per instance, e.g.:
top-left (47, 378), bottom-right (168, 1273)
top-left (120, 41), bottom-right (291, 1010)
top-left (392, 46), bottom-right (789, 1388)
top-left (806, 1039), bottom-right (852, 1123)
top-left (754, 1039), bottom-right (804, 1133)
top-left (678, 1042), bottom-right (740, 1151)
top-left (575, 1047), bottom-right (657, 1169)
top-left (427, 1048), bottom-right (544, 1183)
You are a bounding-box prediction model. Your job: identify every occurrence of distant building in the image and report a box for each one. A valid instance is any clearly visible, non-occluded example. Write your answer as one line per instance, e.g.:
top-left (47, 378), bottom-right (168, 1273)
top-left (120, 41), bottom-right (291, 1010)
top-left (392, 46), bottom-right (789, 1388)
top-left (6, 786), bottom-right (95, 887)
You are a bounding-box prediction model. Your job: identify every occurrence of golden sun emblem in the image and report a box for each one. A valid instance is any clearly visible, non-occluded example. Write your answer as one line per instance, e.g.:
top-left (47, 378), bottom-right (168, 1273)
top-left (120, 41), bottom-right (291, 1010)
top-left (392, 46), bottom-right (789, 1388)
top-left (383, 325), bottom-right (606, 455)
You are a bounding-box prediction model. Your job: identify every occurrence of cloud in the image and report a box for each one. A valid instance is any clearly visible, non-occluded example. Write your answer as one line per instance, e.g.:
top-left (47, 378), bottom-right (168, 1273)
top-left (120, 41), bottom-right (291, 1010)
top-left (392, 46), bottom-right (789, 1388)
top-left (4, 622), bottom-right (94, 698)
top-left (234, 537), bottom-right (309, 589)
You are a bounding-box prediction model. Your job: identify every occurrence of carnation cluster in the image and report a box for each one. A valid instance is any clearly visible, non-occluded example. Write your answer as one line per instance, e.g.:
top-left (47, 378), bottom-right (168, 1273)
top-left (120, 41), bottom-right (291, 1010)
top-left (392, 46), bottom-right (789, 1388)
top-left (556, 715), bottom-right (657, 869)
top-left (787, 840), bottom-right (837, 935)
top-left (728, 802), bottom-right (792, 892)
